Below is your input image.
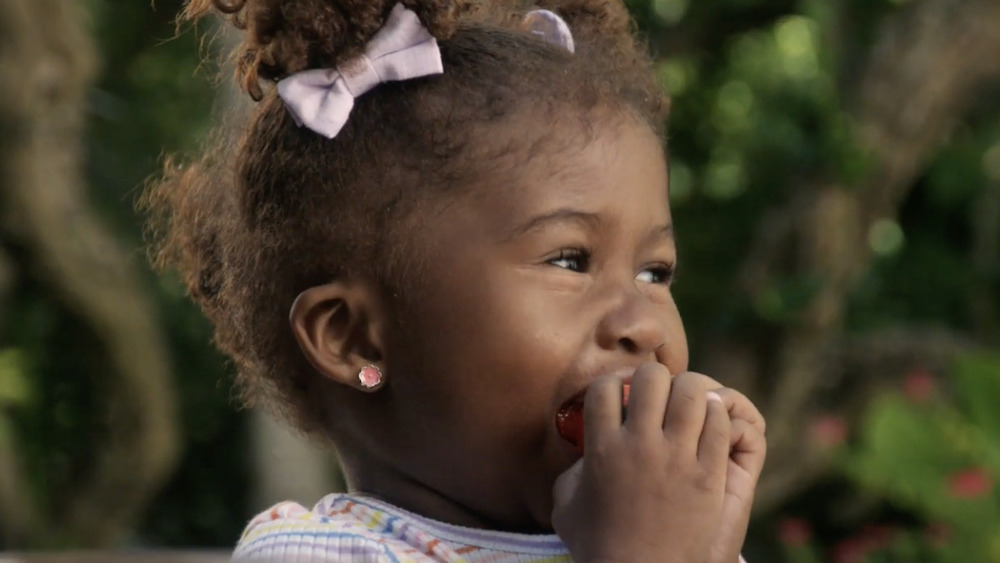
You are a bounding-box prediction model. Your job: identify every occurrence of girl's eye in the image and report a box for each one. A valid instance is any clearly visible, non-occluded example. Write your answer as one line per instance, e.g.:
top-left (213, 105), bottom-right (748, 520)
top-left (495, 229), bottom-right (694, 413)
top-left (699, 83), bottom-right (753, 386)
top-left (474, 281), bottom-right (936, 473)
top-left (548, 249), bottom-right (590, 273)
top-left (636, 263), bottom-right (676, 285)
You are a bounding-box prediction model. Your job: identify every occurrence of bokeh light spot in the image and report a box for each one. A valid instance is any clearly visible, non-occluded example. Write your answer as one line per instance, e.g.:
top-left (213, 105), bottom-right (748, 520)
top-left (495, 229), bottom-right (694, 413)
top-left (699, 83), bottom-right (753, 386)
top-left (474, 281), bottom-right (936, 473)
top-left (669, 160), bottom-right (694, 204)
top-left (652, 0), bottom-right (689, 26)
top-left (981, 142), bottom-right (1000, 181)
top-left (868, 218), bottom-right (905, 256)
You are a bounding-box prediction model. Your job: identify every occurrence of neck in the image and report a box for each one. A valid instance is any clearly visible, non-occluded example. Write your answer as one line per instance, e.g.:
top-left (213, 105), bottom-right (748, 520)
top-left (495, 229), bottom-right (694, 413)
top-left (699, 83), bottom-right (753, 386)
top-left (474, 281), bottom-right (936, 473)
top-left (339, 452), bottom-right (542, 533)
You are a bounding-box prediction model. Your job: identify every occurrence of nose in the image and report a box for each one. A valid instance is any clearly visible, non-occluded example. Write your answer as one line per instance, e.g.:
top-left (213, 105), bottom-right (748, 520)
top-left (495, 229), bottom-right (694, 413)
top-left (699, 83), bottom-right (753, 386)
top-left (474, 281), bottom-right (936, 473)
top-left (595, 285), bottom-right (666, 356)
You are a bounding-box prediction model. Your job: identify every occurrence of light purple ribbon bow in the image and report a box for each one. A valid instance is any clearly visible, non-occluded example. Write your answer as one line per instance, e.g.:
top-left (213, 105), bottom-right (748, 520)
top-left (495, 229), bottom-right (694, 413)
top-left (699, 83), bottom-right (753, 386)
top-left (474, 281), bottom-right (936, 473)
top-left (277, 3), bottom-right (443, 139)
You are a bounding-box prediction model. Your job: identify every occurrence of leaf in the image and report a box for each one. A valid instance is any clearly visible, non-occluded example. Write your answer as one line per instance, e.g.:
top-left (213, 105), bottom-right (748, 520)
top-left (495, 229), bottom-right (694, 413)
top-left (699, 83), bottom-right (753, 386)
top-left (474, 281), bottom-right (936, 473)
top-left (953, 352), bottom-right (1000, 443)
top-left (844, 395), bottom-right (1000, 529)
top-left (0, 348), bottom-right (32, 407)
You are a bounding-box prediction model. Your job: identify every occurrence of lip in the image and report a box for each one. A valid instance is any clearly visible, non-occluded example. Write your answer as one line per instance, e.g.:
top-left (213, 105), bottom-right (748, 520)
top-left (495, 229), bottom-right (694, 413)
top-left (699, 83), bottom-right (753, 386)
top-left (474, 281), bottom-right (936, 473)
top-left (555, 366), bottom-right (640, 455)
top-left (562, 365), bottom-right (639, 406)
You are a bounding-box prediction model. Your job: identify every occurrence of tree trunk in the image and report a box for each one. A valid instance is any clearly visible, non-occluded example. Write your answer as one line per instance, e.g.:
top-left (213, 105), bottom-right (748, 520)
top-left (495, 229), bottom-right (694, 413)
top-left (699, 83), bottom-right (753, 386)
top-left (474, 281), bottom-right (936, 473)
top-left (733, 0), bottom-right (1000, 511)
top-left (0, 0), bottom-right (179, 547)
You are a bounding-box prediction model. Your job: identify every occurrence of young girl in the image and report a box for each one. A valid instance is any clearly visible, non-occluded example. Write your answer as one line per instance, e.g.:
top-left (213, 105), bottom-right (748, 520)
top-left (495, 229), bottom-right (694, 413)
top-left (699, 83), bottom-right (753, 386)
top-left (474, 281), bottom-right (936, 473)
top-left (145, 0), bottom-right (767, 560)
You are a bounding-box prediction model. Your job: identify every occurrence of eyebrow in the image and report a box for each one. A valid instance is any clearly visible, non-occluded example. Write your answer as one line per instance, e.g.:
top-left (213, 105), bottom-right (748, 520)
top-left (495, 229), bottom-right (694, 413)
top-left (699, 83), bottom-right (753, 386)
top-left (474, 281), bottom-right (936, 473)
top-left (654, 222), bottom-right (674, 239)
top-left (504, 207), bottom-right (674, 242)
top-left (504, 209), bottom-right (604, 241)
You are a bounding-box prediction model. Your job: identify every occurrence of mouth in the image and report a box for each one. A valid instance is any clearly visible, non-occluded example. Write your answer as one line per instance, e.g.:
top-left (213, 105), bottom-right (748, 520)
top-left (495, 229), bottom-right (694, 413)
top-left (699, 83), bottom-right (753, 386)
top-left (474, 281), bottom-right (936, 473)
top-left (555, 381), bottom-right (632, 455)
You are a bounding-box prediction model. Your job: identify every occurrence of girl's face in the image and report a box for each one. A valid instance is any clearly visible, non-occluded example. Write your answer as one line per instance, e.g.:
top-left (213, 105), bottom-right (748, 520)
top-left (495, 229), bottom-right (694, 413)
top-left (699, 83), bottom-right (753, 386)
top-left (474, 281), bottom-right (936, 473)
top-left (362, 113), bottom-right (686, 532)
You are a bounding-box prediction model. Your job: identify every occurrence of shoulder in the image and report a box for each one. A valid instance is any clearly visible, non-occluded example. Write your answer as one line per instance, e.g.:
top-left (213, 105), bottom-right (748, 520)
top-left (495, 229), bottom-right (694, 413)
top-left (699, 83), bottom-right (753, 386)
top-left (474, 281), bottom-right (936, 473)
top-left (233, 496), bottom-right (421, 562)
top-left (233, 493), bottom-right (572, 562)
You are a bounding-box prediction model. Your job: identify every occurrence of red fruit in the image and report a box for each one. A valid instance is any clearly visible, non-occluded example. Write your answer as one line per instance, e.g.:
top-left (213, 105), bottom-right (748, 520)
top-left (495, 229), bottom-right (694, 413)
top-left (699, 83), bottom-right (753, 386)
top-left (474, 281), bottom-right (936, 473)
top-left (555, 384), bottom-right (630, 454)
top-left (947, 467), bottom-right (992, 499)
top-left (554, 401), bottom-right (584, 452)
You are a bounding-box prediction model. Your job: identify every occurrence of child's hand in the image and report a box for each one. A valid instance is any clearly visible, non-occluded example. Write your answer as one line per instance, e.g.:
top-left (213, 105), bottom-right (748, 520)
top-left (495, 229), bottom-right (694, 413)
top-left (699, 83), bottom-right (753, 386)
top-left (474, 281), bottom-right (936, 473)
top-left (704, 384), bottom-right (767, 563)
top-left (551, 365), bottom-right (731, 563)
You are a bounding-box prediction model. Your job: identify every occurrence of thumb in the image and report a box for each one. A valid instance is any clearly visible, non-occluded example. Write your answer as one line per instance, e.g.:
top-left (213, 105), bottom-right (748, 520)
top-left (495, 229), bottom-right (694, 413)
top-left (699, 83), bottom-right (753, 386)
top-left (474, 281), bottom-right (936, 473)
top-left (552, 458), bottom-right (584, 511)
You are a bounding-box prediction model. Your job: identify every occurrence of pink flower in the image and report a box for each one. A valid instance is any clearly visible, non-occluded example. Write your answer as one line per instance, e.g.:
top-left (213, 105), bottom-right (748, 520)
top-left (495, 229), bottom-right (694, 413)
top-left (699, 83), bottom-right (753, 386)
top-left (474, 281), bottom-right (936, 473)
top-left (811, 415), bottom-right (848, 448)
top-left (903, 368), bottom-right (935, 402)
top-left (924, 522), bottom-right (950, 547)
top-left (947, 467), bottom-right (992, 499)
top-left (830, 537), bottom-right (873, 563)
top-left (777, 517), bottom-right (812, 547)
top-left (860, 524), bottom-right (896, 549)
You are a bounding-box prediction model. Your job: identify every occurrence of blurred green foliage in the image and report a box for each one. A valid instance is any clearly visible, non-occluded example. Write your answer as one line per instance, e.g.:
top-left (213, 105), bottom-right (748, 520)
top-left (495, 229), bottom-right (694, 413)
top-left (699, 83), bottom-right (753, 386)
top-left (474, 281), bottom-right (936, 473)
top-left (2, 0), bottom-right (997, 557)
top-left (83, 1), bottom-right (252, 545)
top-left (3, 0), bottom-right (248, 547)
top-left (780, 353), bottom-right (1000, 562)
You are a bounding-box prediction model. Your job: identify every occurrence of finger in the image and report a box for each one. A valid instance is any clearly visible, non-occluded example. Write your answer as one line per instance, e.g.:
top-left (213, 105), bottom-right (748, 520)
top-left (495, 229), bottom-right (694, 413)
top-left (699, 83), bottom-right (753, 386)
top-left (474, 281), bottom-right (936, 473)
top-left (729, 419), bottom-right (767, 481)
top-left (663, 372), bottom-right (710, 455)
top-left (584, 375), bottom-right (623, 453)
top-left (713, 388), bottom-right (766, 436)
top-left (623, 363), bottom-right (672, 434)
top-left (697, 392), bottom-right (731, 474)
top-left (675, 371), bottom-right (724, 392)
top-left (552, 458), bottom-right (583, 512)
top-left (716, 477), bottom-right (753, 563)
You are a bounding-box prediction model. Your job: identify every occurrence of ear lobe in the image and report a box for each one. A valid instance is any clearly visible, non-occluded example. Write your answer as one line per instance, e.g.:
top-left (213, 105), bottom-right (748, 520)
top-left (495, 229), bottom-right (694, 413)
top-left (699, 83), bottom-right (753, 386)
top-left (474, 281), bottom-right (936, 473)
top-left (289, 281), bottom-right (386, 390)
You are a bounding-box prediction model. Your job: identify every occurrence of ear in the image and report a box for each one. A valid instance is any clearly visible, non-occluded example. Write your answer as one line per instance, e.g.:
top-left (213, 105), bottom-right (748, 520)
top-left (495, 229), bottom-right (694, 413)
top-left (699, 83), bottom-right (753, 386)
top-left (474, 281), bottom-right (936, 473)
top-left (289, 280), bottom-right (387, 392)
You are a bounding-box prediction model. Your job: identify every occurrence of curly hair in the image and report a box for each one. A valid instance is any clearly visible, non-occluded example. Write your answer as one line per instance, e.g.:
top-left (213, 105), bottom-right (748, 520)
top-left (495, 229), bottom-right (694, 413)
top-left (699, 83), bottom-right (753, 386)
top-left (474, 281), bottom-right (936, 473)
top-left (141, 0), bottom-right (668, 436)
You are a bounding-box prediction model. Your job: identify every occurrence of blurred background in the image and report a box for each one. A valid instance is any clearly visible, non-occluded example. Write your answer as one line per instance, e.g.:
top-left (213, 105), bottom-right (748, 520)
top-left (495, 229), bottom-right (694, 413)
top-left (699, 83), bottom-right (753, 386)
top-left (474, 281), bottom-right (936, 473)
top-left (0, 0), bottom-right (998, 560)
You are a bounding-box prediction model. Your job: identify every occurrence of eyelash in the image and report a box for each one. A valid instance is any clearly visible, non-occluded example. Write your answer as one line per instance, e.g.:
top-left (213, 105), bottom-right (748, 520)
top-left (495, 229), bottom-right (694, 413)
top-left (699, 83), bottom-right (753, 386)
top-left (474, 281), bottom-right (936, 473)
top-left (548, 248), bottom-right (590, 273)
top-left (636, 263), bottom-right (676, 285)
top-left (547, 249), bottom-right (676, 285)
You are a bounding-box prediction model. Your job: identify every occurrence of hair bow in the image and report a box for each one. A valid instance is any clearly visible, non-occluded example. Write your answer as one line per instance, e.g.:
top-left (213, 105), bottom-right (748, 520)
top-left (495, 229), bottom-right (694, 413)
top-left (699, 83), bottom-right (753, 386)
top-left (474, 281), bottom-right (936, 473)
top-left (277, 3), bottom-right (443, 139)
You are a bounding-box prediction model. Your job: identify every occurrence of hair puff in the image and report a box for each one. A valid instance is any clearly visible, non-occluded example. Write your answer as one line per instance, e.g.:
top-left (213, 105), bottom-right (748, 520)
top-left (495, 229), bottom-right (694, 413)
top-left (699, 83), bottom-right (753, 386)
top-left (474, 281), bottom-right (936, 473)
top-left (183, 0), bottom-right (472, 100)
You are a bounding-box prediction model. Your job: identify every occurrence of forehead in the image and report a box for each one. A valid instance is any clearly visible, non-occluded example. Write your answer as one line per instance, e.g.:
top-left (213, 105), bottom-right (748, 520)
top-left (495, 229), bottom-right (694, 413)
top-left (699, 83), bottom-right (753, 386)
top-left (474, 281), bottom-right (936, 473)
top-left (389, 113), bottom-right (671, 309)
top-left (468, 113), bottom-right (671, 231)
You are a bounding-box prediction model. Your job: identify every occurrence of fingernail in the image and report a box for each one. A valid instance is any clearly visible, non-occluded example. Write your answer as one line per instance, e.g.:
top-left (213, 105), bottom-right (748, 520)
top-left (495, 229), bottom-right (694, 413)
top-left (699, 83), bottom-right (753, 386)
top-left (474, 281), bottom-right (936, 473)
top-left (707, 391), bottom-right (723, 403)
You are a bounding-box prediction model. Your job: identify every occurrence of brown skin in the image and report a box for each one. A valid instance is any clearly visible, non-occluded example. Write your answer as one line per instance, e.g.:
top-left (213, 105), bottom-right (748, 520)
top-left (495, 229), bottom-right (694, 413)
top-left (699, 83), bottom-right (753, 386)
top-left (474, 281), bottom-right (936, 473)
top-left (290, 113), bottom-right (766, 562)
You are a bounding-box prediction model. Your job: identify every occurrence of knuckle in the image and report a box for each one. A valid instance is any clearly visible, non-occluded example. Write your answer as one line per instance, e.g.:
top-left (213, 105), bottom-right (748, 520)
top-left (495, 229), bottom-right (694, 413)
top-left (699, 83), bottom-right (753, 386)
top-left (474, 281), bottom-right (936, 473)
top-left (711, 428), bottom-right (730, 444)
top-left (673, 371), bottom-right (713, 396)
top-left (677, 388), bottom-right (699, 405)
top-left (586, 434), bottom-right (618, 459)
top-left (692, 469), bottom-right (719, 494)
top-left (632, 440), bottom-right (664, 466)
top-left (682, 371), bottom-right (721, 388)
top-left (633, 362), bottom-right (670, 380)
top-left (629, 368), bottom-right (655, 389)
top-left (672, 371), bottom-right (695, 385)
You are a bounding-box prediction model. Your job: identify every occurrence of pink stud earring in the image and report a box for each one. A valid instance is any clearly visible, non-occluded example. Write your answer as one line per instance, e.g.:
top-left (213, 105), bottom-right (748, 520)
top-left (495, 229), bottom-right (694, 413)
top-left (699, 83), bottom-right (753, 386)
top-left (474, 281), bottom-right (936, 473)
top-left (358, 365), bottom-right (383, 389)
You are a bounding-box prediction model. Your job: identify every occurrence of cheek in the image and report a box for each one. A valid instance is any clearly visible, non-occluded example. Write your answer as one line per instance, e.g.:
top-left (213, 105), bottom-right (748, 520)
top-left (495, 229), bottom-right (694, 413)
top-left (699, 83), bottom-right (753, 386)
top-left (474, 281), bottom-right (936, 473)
top-left (661, 299), bottom-right (689, 374)
top-left (387, 266), bottom-right (580, 413)
top-left (397, 250), bottom-right (571, 353)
